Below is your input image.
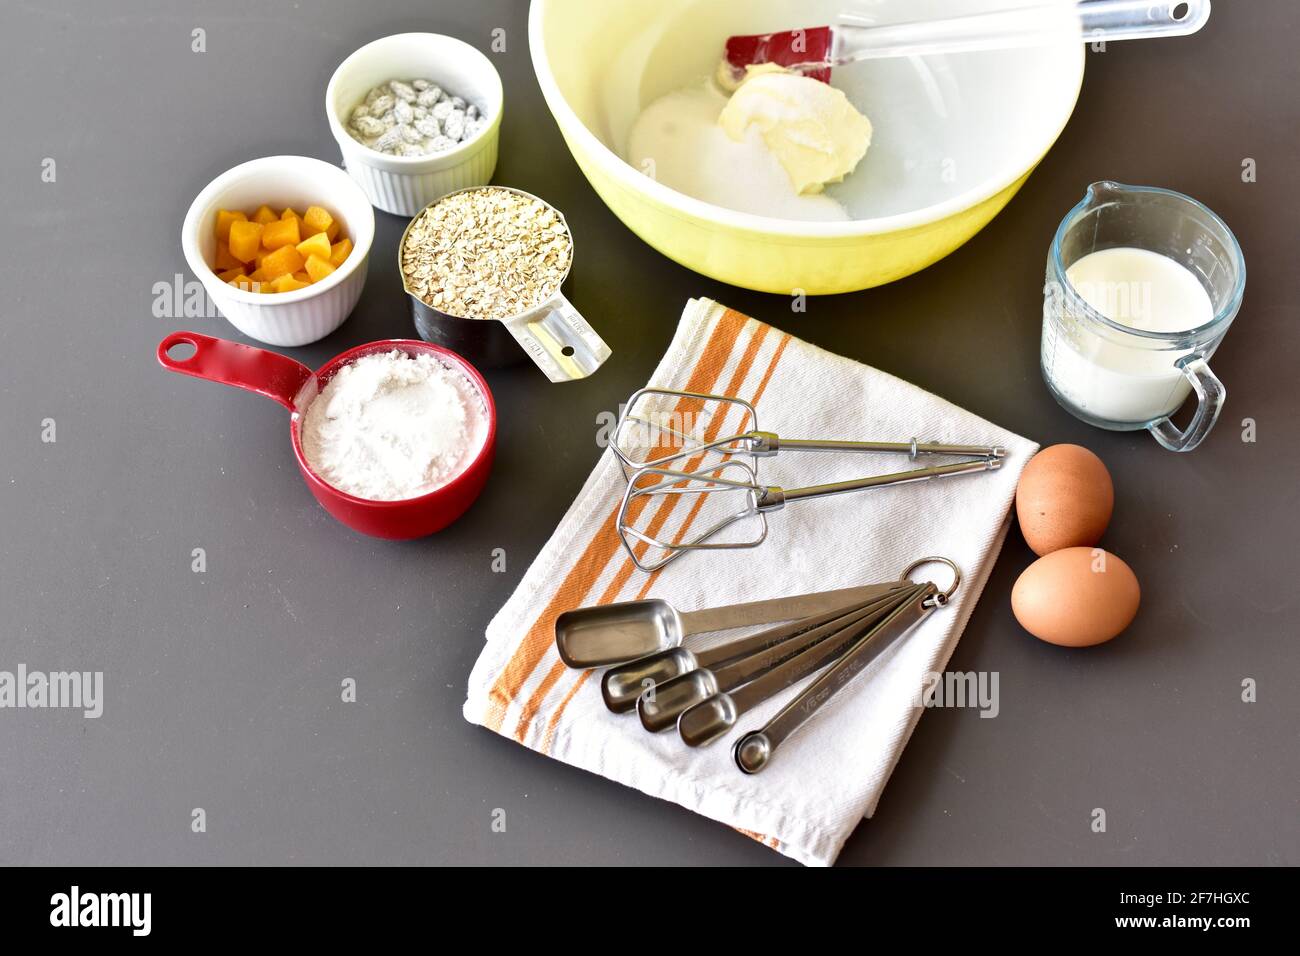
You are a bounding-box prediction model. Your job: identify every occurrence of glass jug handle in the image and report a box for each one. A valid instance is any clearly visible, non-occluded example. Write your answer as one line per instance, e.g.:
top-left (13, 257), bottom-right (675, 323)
top-left (1148, 354), bottom-right (1225, 452)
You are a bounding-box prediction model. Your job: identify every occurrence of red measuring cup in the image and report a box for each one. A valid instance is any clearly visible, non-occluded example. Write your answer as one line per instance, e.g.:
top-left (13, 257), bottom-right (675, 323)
top-left (157, 331), bottom-right (495, 539)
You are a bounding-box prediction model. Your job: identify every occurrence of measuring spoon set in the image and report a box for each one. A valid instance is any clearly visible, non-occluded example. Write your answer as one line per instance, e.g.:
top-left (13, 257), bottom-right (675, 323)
top-left (555, 558), bottom-right (960, 773)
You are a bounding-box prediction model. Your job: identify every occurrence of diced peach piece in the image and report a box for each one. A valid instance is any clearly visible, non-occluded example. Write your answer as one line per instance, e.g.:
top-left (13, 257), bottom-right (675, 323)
top-left (292, 271), bottom-right (311, 283)
top-left (252, 204), bottom-right (279, 225)
top-left (261, 218), bottom-right (301, 251)
top-left (328, 238), bottom-right (353, 267)
top-left (301, 205), bottom-right (335, 239)
top-left (217, 268), bottom-right (245, 282)
top-left (214, 241), bottom-right (242, 271)
top-left (228, 220), bottom-right (264, 263)
top-left (229, 275), bottom-right (257, 291)
top-left (281, 207), bottom-right (300, 221)
top-left (304, 255), bottom-right (336, 284)
top-left (248, 268), bottom-right (269, 283)
top-left (272, 274), bottom-right (311, 293)
top-left (215, 209), bottom-right (246, 242)
top-left (296, 232), bottom-right (331, 262)
top-left (260, 245), bottom-right (304, 280)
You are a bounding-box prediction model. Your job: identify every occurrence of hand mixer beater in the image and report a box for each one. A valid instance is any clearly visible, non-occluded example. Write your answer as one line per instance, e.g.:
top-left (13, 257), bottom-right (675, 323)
top-left (611, 388), bottom-right (1006, 572)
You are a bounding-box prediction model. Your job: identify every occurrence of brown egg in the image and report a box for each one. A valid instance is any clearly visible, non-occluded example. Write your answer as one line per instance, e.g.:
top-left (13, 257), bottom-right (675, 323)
top-left (1012, 547), bottom-right (1140, 647)
top-left (1016, 444), bottom-right (1114, 556)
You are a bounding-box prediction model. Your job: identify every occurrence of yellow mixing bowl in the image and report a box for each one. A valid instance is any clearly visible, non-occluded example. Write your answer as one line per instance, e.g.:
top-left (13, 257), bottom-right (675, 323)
top-left (529, 0), bottom-right (1084, 294)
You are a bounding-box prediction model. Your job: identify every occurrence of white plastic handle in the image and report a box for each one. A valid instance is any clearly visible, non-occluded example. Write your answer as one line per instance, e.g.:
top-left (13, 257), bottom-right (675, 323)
top-left (832, 0), bottom-right (1211, 63)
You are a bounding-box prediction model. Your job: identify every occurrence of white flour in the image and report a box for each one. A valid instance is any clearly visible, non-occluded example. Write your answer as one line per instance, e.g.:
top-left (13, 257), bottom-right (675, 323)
top-left (300, 350), bottom-right (487, 501)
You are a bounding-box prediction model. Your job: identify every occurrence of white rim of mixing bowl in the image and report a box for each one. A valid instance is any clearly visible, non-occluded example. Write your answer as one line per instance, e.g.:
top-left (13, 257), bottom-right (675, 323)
top-left (527, 0), bottom-right (1085, 238)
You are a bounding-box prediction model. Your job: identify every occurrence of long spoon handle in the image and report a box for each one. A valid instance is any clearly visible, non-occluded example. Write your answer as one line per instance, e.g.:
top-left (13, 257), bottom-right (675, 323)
top-left (692, 587), bottom-right (909, 669)
top-left (678, 580), bottom-right (903, 636)
top-left (734, 584), bottom-right (936, 774)
top-left (726, 584), bottom-right (927, 714)
top-left (709, 591), bottom-right (908, 689)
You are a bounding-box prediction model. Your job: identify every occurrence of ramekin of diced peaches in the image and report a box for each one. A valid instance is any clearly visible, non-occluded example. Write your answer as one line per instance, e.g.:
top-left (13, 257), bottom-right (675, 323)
top-left (182, 156), bottom-right (375, 347)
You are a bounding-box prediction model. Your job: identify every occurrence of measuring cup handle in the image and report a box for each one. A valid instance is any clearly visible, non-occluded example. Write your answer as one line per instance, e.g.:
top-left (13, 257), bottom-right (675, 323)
top-left (502, 294), bottom-right (611, 383)
top-left (1148, 354), bottom-right (1225, 453)
top-left (157, 331), bottom-right (315, 411)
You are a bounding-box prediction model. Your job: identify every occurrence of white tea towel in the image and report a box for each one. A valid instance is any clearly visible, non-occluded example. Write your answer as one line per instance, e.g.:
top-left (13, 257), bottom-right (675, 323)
top-left (464, 298), bottom-right (1037, 866)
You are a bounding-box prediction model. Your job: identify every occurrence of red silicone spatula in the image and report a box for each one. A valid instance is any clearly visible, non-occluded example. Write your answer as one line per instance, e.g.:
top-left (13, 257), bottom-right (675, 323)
top-left (721, 0), bottom-right (1209, 86)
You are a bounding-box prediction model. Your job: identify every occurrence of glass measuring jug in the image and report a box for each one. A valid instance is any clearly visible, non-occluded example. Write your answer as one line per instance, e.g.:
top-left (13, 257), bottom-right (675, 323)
top-left (1041, 181), bottom-right (1244, 451)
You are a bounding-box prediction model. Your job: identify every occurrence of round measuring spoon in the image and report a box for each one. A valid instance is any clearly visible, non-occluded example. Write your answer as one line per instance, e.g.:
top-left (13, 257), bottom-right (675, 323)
top-left (157, 331), bottom-right (496, 539)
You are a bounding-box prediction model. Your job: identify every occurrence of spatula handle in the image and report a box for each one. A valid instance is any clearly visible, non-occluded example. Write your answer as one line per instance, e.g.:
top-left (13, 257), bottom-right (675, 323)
top-left (830, 0), bottom-right (1210, 64)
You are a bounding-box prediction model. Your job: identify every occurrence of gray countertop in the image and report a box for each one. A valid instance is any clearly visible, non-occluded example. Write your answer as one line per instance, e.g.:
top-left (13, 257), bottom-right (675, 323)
top-left (1, 0), bottom-right (1295, 866)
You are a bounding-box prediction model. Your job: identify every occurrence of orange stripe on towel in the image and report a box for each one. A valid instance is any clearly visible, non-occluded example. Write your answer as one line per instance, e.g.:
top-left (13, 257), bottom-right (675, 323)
top-left (517, 316), bottom-right (768, 744)
top-left (540, 328), bottom-right (792, 753)
top-left (482, 308), bottom-right (750, 734)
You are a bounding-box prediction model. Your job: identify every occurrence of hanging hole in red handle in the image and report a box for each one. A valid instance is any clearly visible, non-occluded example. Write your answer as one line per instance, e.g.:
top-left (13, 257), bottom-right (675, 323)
top-left (158, 331), bottom-right (202, 369)
top-left (166, 338), bottom-right (197, 362)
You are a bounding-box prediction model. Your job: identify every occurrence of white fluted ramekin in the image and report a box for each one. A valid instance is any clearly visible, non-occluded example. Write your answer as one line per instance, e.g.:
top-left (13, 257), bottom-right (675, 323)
top-left (181, 156), bottom-right (374, 347)
top-left (325, 33), bottom-right (503, 217)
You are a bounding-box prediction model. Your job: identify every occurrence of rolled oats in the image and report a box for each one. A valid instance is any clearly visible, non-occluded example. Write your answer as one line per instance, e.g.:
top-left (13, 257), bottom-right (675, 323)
top-left (400, 188), bottom-right (573, 320)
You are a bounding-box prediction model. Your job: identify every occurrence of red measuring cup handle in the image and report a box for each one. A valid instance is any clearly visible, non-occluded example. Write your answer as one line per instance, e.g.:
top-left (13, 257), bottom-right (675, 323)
top-left (157, 331), bottom-right (316, 411)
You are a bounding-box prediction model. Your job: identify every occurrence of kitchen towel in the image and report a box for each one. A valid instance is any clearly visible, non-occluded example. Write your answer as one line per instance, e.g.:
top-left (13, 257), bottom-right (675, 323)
top-left (464, 298), bottom-right (1037, 866)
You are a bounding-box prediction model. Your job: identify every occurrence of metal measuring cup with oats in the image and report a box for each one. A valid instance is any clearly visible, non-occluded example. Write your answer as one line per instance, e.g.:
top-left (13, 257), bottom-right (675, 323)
top-left (399, 186), bottom-right (611, 382)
